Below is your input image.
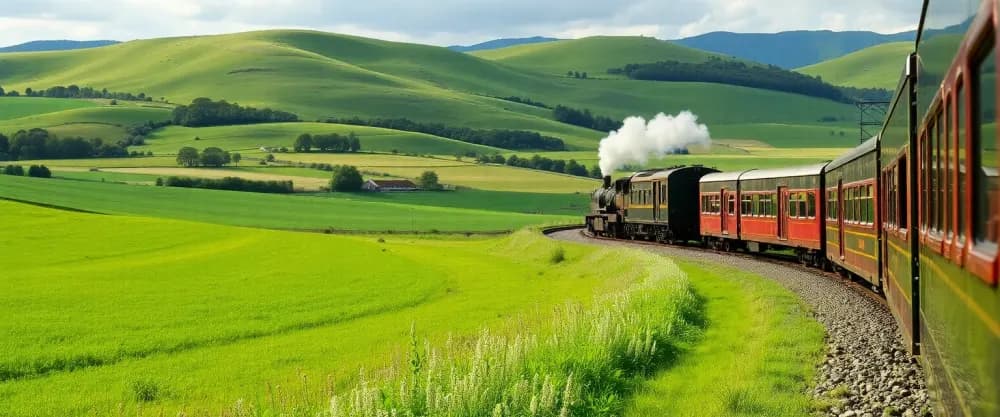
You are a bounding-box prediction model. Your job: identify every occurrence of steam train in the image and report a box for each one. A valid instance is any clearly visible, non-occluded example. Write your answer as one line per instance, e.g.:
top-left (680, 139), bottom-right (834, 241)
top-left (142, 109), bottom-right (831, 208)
top-left (587, 1), bottom-right (998, 415)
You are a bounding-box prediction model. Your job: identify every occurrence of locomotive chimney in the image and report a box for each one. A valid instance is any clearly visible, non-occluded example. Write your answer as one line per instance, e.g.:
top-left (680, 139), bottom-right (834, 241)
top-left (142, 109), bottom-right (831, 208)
top-left (603, 175), bottom-right (611, 188)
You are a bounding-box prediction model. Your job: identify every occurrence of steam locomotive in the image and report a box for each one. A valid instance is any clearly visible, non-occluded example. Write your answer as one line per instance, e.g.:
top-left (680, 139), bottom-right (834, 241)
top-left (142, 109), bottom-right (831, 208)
top-left (587, 1), bottom-right (998, 415)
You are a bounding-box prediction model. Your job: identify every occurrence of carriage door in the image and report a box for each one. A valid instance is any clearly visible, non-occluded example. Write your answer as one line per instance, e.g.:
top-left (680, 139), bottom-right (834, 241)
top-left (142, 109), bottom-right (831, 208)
top-left (778, 187), bottom-right (789, 240)
top-left (837, 180), bottom-right (845, 259)
top-left (652, 181), bottom-right (660, 222)
top-left (720, 189), bottom-right (729, 235)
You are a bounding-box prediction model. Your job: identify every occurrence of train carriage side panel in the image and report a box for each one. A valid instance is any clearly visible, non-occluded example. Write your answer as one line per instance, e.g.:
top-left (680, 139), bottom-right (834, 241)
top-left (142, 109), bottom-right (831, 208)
top-left (737, 164), bottom-right (827, 260)
top-left (825, 136), bottom-right (882, 287)
top-left (915, 0), bottom-right (1000, 415)
top-left (699, 170), bottom-right (748, 247)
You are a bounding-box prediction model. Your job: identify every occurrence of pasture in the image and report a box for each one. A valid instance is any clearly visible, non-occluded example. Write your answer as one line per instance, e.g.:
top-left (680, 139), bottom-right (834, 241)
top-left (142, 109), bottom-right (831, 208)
top-left (0, 175), bottom-right (577, 231)
top-left (797, 41), bottom-right (911, 90)
top-left (0, 201), bottom-right (670, 416)
top-left (0, 97), bottom-right (97, 120)
top-left (0, 103), bottom-right (172, 139)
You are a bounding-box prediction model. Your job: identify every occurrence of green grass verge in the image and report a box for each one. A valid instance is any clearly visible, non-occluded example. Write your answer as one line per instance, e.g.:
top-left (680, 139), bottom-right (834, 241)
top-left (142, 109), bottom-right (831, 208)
top-left (625, 261), bottom-right (825, 417)
top-left (0, 175), bottom-right (575, 231)
top-left (0, 202), bottom-right (656, 416)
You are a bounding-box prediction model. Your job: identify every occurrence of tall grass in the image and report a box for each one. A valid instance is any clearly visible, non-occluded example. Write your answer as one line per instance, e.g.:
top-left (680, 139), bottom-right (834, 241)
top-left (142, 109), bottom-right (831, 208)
top-left (236, 252), bottom-right (697, 417)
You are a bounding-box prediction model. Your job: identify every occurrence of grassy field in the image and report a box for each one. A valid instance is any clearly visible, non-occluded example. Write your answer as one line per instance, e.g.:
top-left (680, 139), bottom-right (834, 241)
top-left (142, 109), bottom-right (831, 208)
top-left (0, 101), bottom-right (172, 139)
top-left (797, 41), bottom-right (911, 90)
top-left (0, 201), bottom-right (671, 416)
top-left (138, 122), bottom-right (503, 155)
top-left (0, 96), bottom-right (97, 120)
top-left (527, 146), bottom-right (849, 174)
top-left (626, 261), bottom-right (825, 416)
top-left (0, 175), bottom-right (577, 231)
top-left (0, 31), bottom-right (858, 149)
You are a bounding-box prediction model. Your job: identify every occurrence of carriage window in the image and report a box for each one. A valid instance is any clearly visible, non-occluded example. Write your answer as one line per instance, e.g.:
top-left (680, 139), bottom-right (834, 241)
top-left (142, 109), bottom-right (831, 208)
top-left (797, 192), bottom-right (806, 219)
top-left (806, 192), bottom-right (816, 218)
top-left (921, 133), bottom-right (929, 231)
top-left (957, 84), bottom-right (966, 240)
top-left (867, 184), bottom-right (876, 225)
top-left (973, 43), bottom-right (998, 252)
top-left (938, 112), bottom-right (947, 234)
top-left (788, 193), bottom-right (797, 218)
top-left (899, 157), bottom-right (909, 230)
top-left (741, 194), bottom-right (751, 215)
top-left (945, 99), bottom-right (954, 239)
top-left (728, 194), bottom-right (736, 215)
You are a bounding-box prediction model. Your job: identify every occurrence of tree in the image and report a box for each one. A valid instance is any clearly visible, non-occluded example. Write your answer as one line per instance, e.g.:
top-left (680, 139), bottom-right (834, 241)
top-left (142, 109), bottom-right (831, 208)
top-left (27, 165), bottom-right (51, 178)
top-left (200, 147), bottom-right (230, 167)
top-left (265, 153), bottom-right (275, 162)
top-left (3, 165), bottom-right (24, 176)
top-left (330, 165), bottom-right (363, 191)
top-left (589, 165), bottom-right (602, 179)
top-left (348, 132), bottom-right (361, 152)
top-left (419, 170), bottom-right (441, 190)
top-left (0, 86), bottom-right (4, 96)
top-left (177, 146), bottom-right (199, 167)
top-left (294, 133), bottom-right (313, 152)
top-left (0, 133), bottom-right (8, 160)
top-left (231, 152), bottom-right (242, 167)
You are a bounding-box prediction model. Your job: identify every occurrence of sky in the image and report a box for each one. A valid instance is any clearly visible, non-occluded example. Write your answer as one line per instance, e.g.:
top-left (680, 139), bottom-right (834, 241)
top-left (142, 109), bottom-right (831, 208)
top-left (0, 0), bottom-right (925, 47)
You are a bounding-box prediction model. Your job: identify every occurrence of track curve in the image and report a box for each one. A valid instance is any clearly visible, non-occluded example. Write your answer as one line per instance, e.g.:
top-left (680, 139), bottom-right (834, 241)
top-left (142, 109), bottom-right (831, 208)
top-left (548, 227), bottom-right (931, 417)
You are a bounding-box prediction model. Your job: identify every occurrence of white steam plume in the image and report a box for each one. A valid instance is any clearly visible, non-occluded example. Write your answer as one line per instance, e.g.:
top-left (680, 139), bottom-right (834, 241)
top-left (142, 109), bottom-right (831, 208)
top-left (597, 111), bottom-right (711, 176)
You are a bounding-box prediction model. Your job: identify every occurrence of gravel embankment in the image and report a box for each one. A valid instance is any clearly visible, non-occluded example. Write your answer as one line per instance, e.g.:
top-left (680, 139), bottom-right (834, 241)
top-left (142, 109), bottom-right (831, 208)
top-left (548, 229), bottom-right (930, 417)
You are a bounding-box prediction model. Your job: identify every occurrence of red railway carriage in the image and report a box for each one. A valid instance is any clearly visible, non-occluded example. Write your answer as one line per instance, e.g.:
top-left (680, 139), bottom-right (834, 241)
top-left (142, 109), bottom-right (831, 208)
top-left (825, 136), bottom-right (881, 287)
top-left (699, 170), bottom-right (752, 250)
top-left (738, 164), bottom-right (828, 265)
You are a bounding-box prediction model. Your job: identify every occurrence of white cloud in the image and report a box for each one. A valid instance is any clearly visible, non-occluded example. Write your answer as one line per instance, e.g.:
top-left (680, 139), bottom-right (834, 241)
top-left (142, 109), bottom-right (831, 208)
top-left (0, 0), bottom-right (925, 47)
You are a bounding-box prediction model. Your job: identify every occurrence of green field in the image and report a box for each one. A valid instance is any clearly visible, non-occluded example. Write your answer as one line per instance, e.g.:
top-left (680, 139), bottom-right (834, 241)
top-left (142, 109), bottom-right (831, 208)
top-left (0, 175), bottom-right (576, 231)
top-left (0, 97), bottom-right (98, 120)
top-left (0, 101), bottom-right (172, 139)
top-left (137, 122), bottom-right (502, 155)
top-left (0, 201), bottom-right (652, 415)
top-left (797, 41), bottom-right (911, 90)
top-left (0, 31), bottom-right (858, 149)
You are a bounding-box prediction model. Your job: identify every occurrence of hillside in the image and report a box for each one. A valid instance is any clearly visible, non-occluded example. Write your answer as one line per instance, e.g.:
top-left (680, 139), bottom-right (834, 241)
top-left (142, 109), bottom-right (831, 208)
top-left (797, 42), bottom-right (912, 90)
top-left (0, 30), bottom-right (858, 149)
top-left (675, 30), bottom-right (914, 69)
top-left (448, 36), bottom-right (558, 52)
top-left (0, 40), bottom-right (119, 53)
top-left (472, 36), bottom-right (724, 76)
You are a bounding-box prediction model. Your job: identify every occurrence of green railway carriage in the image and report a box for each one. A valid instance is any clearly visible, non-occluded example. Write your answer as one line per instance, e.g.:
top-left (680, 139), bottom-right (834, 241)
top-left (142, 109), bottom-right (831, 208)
top-left (622, 166), bottom-right (718, 242)
top-left (881, 1), bottom-right (1000, 415)
top-left (826, 136), bottom-right (881, 287)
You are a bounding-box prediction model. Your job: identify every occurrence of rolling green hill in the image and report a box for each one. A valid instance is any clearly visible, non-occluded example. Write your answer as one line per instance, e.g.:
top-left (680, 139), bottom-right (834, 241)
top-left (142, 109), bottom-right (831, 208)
top-left (0, 30), bottom-right (858, 149)
top-left (797, 41), bottom-right (912, 90)
top-left (0, 99), bottom-right (172, 139)
top-left (471, 36), bottom-right (724, 76)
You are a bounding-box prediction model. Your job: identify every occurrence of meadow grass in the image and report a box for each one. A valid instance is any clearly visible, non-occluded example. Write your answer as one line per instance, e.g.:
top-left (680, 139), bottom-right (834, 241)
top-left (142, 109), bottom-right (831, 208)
top-left (0, 202), bottom-right (661, 416)
top-left (798, 41), bottom-right (911, 90)
top-left (0, 96), bottom-right (98, 120)
top-left (0, 175), bottom-right (576, 231)
top-left (0, 104), bottom-right (173, 139)
top-left (137, 123), bottom-right (503, 156)
top-left (625, 261), bottom-right (825, 417)
top-left (311, 188), bottom-right (589, 216)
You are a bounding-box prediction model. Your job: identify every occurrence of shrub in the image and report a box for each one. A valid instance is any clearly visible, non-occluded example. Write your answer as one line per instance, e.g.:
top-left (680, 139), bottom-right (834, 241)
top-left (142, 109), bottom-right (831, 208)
top-left (418, 170), bottom-right (441, 190)
top-left (2, 165), bottom-right (24, 176)
top-left (130, 379), bottom-right (159, 402)
top-left (27, 165), bottom-right (51, 178)
top-left (163, 176), bottom-right (293, 193)
top-left (330, 165), bottom-right (363, 192)
top-left (550, 246), bottom-right (566, 264)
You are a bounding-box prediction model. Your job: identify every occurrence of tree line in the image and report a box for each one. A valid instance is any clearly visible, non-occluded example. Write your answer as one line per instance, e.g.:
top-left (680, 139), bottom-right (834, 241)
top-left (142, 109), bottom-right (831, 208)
top-left (293, 133), bottom-right (361, 153)
top-left (0, 84), bottom-right (155, 101)
top-left (476, 153), bottom-right (601, 179)
top-left (172, 98), bottom-right (299, 127)
top-left (161, 176), bottom-right (292, 193)
top-left (608, 57), bottom-right (891, 103)
top-left (326, 117), bottom-right (566, 151)
top-left (0, 129), bottom-right (131, 161)
top-left (552, 105), bottom-right (622, 132)
top-left (2, 164), bottom-right (51, 178)
top-left (176, 147), bottom-right (242, 168)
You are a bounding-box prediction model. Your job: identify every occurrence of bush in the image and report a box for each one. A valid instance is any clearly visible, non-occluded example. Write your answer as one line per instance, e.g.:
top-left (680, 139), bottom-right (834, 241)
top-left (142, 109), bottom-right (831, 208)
top-left (130, 379), bottom-right (160, 402)
top-left (171, 97), bottom-right (299, 127)
top-left (26, 165), bottom-right (51, 178)
top-left (2, 165), bottom-right (24, 176)
top-left (550, 246), bottom-right (566, 264)
top-left (163, 176), bottom-right (293, 193)
top-left (418, 170), bottom-right (441, 190)
top-left (330, 165), bottom-right (363, 192)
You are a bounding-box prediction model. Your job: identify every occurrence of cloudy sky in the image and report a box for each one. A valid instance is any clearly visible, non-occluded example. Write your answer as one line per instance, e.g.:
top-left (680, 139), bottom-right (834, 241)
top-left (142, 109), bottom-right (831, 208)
top-left (0, 0), bottom-right (924, 47)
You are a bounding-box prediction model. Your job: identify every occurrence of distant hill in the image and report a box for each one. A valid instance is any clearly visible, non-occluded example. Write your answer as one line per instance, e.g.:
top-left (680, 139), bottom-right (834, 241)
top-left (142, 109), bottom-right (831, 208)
top-left (674, 30), bottom-right (915, 69)
top-left (473, 36), bottom-right (728, 76)
top-left (0, 30), bottom-right (858, 149)
top-left (448, 36), bottom-right (558, 52)
top-left (0, 40), bottom-right (119, 53)
top-left (797, 41), bottom-right (912, 90)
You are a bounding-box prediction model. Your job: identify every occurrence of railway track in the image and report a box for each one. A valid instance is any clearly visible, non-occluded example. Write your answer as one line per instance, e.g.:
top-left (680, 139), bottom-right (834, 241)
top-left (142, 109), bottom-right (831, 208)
top-left (545, 226), bottom-right (931, 417)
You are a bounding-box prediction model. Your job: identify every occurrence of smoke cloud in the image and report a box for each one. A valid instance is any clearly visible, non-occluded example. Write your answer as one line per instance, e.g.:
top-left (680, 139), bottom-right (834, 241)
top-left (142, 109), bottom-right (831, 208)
top-left (597, 111), bottom-right (711, 175)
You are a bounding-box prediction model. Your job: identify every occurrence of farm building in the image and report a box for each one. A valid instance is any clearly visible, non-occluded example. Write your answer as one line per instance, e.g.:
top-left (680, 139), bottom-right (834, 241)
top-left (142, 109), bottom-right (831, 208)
top-left (362, 179), bottom-right (419, 192)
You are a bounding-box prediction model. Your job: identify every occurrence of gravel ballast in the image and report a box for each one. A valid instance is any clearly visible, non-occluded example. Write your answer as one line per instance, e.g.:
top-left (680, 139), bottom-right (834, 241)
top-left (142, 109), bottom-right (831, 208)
top-left (548, 229), bottom-right (931, 417)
